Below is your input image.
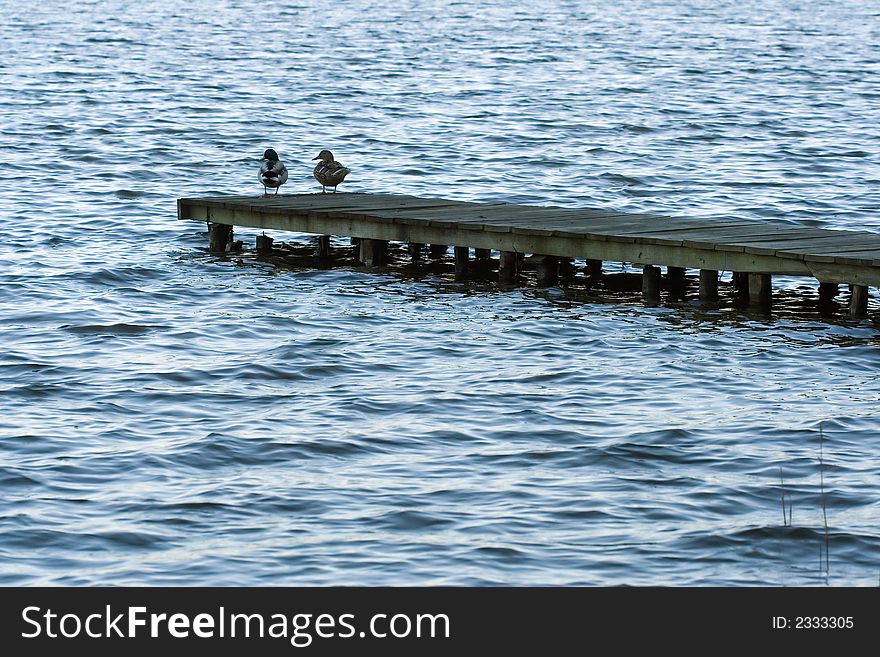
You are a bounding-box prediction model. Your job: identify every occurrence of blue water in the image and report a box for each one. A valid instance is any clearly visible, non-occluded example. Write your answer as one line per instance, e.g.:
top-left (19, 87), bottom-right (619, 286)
top-left (1, 0), bottom-right (879, 585)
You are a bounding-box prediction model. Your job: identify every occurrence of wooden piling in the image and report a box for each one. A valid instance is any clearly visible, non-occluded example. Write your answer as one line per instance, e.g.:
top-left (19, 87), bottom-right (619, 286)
top-left (255, 232), bottom-right (273, 255)
top-left (317, 234), bottom-right (331, 259)
top-left (748, 273), bottom-right (772, 309)
top-left (208, 223), bottom-right (233, 252)
top-left (818, 282), bottom-right (838, 302)
top-left (558, 257), bottom-right (576, 279)
top-left (586, 259), bottom-right (602, 277)
top-left (699, 269), bottom-right (719, 303)
top-left (359, 239), bottom-right (388, 266)
top-left (429, 244), bottom-right (448, 259)
top-left (733, 271), bottom-right (749, 303)
top-left (408, 242), bottom-right (424, 262)
top-left (499, 251), bottom-right (518, 284)
top-left (535, 256), bottom-right (559, 287)
top-left (475, 248), bottom-right (491, 260)
top-left (850, 285), bottom-right (869, 317)
top-left (642, 265), bottom-right (661, 305)
top-left (454, 246), bottom-right (469, 278)
top-left (667, 266), bottom-right (687, 300)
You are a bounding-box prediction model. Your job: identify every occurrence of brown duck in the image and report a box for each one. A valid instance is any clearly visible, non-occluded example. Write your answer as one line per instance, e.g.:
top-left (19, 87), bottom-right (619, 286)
top-left (312, 150), bottom-right (350, 193)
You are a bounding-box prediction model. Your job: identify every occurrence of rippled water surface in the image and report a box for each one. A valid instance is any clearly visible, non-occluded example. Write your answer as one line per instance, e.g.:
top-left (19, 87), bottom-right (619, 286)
top-left (2, 0), bottom-right (879, 585)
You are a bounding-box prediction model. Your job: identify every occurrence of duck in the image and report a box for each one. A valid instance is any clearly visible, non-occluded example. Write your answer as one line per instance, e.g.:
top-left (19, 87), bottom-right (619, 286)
top-left (259, 149), bottom-right (288, 195)
top-left (312, 150), bottom-right (350, 193)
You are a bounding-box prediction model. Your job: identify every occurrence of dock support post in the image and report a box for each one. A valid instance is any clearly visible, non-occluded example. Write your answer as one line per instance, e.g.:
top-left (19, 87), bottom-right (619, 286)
top-left (586, 259), bottom-right (602, 277)
top-left (429, 244), bottom-right (448, 260)
top-left (748, 273), bottom-right (772, 310)
top-left (317, 234), bottom-right (331, 259)
top-left (559, 257), bottom-right (576, 279)
top-left (818, 282), bottom-right (838, 303)
top-left (359, 239), bottom-right (388, 266)
top-left (699, 270), bottom-right (718, 303)
top-left (667, 266), bottom-right (687, 300)
top-left (499, 251), bottom-right (518, 284)
top-left (850, 285), bottom-right (869, 317)
top-left (642, 265), bottom-right (661, 305)
top-left (256, 233), bottom-right (273, 255)
top-left (408, 243), bottom-right (423, 262)
top-left (475, 248), bottom-right (491, 261)
top-left (535, 256), bottom-right (559, 287)
top-left (733, 271), bottom-right (749, 303)
top-left (454, 246), bottom-right (469, 278)
top-left (208, 223), bottom-right (233, 252)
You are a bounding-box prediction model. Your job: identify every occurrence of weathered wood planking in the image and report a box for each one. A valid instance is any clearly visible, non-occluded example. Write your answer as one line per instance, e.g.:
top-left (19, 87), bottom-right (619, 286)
top-left (178, 193), bottom-right (880, 287)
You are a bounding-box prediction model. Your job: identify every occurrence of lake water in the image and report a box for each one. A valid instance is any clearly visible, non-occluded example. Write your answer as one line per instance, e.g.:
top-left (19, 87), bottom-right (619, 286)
top-left (1, 0), bottom-right (879, 585)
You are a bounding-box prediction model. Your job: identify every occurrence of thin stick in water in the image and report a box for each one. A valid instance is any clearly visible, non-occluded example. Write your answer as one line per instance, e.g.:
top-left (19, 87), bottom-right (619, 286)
top-left (779, 467), bottom-right (789, 526)
top-left (819, 423), bottom-right (830, 578)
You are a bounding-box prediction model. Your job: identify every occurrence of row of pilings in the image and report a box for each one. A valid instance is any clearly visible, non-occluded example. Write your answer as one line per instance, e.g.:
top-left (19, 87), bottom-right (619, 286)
top-left (207, 224), bottom-right (871, 318)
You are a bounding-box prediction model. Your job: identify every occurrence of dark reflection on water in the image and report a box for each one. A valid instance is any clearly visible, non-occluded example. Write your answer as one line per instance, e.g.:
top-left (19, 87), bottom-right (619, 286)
top-left (1, 0), bottom-right (879, 585)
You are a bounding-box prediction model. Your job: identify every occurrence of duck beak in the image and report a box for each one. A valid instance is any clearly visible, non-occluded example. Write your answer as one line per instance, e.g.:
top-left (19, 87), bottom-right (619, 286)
top-left (312, 155), bottom-right (321, 160)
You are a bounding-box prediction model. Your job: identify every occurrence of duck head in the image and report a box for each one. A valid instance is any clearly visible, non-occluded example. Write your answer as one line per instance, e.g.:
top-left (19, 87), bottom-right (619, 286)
top-left (312, 149), bottom-right (334, 162)
top-left (263, 148), bottom-right (279, 161)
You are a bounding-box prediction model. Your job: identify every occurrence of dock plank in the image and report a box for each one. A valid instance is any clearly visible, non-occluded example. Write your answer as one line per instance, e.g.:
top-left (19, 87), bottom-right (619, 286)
top-left (450, 213), bottom-right (654, 238)
top-left (671, 226), bottom-right (815, 251)
top-left (808, 250), bottom-right (880, 267)
top-left (740, 235), bottom-right (880, 260)
top-left (595, 219), bottom-right (759, 245)
top-left (748, 236), bottom-right (880, 251)
top-left (368, 203), bottom-right (526, 219)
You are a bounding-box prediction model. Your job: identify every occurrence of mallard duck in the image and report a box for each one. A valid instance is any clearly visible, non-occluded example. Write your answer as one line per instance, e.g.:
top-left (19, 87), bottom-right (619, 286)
top-left (259, 148), bottom-right (288, 195)
top-left (312, 150), bottom-right (350, 193)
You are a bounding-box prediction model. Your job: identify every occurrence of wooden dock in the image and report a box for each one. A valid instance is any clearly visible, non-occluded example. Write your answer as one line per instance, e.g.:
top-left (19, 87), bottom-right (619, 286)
top-left (178, 192), bottom-right (880, 317)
